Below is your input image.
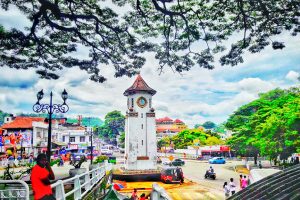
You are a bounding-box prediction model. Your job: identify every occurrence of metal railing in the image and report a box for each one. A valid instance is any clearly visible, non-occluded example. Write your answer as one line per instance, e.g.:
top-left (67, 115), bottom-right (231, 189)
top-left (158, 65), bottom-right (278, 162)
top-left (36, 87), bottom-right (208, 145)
top-left (0, 180), bottom-right (30, 200)
top-left (51, 163), bottom-right (112, 200)
top-left (151, 183), bottom-right (171, 200)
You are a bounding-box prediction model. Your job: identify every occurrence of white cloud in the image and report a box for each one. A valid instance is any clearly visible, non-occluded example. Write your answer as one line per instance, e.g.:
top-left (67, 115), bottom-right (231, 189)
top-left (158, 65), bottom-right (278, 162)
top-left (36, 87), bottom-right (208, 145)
top-left (286, 71), bottom-right (300, 82)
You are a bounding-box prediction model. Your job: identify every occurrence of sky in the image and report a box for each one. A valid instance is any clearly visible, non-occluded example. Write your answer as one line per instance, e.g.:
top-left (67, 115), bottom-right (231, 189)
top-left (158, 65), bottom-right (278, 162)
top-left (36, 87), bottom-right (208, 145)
top-left (0, 5), bottom-right (299, 128)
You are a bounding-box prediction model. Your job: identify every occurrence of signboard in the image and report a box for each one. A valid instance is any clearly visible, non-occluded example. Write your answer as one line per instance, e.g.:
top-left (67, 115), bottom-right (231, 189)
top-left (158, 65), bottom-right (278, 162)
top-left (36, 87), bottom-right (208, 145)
top-left (220, 146), bottom-right (230, 151)
top-left (68, 144), bottom-right (78, 150)
top-left (168, 155), bottom-right (174, 162)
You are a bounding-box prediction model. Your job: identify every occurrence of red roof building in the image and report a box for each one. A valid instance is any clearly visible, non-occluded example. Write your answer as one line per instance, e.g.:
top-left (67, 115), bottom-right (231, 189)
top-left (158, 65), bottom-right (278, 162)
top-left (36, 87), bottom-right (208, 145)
top-left (156, 117), bottom-right (188, 135)
top-left (124, 74), bottom-right (156, 96)
top-left (1, 117), bottom-right (45, 129)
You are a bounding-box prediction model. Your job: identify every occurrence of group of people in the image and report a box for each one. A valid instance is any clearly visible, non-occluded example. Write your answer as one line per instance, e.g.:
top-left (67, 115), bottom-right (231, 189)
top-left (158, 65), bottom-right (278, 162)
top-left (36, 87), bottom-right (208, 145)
top-left (131, 189), bottom-right (149, 200)
top-left (223, 175), bottom-right (250, 198)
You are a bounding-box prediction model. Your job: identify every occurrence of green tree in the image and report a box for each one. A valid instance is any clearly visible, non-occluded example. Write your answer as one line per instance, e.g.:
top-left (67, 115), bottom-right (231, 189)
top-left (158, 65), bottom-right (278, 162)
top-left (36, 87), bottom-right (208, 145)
top-left (96, 111), bottom-right (125, 143)
top-left (226, 87), bottom-right (300, 163)
top-left (202, 121), bottom-right (216, 129)
top-left (118, 132), bottom-right (125, 148)
top-left (1, 1), bottom-right (299, 82)
top-left (206, 136), bottom-right (224, 146)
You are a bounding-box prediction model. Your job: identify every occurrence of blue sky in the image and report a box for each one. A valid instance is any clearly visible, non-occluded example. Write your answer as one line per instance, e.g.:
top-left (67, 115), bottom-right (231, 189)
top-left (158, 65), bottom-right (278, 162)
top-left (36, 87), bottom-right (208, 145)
top-left (0, 7), bottom-right (299, 127)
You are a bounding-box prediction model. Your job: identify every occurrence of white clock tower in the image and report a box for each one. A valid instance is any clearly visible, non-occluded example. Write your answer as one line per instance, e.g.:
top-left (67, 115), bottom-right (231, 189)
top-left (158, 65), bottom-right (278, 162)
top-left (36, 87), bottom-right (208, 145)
top-left (123, 74), bottom-right (157, 170)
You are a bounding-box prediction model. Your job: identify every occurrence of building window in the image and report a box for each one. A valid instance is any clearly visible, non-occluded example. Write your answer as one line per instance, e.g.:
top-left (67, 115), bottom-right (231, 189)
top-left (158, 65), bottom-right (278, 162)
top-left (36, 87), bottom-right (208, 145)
top-left (70, 137), bottom-right (75, 142)
top-left (37, 132), bottom-right (41, 138)
top-left (141, 113), bottom-right (143, 118)
top-left (142, 140), bottom-right (143, 146)
top-left (80, 136), bottom-right (85, 142)
top-left (127, 98), bottom-right (129, 107)
top-left (131, 98), bottom-right (134, 107)
top-left (149, 98), bottom-right (152, 108)
top-left (141, 124), bottom-right (143, 129)
top-left (62, 136), bottom-right (65, 142)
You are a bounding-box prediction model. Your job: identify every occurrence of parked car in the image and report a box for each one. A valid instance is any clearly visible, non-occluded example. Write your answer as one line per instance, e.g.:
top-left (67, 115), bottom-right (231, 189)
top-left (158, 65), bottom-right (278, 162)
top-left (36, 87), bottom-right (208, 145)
top-left (171, 159), bottom-right (185, 166)
top-left (101, 145), bottom-right (113, 155)
top-left (86, 153), bottom-right (98, 160)
top-left (71, 153), bottom-right (86, 161)
top-left (161, 166), bottom-right (184, 183)
top-left (209, 157), bottom-right (226, 164)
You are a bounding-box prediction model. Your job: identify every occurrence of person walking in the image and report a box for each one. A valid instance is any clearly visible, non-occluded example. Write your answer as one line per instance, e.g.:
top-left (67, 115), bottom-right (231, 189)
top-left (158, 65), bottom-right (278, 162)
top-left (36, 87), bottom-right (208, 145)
top-left (131, 188), bottom-right (138, 200)
top-left (239, 174), bottom-right (243, 190)
top-left (223, 182), bottom-right (230, 199)
top-left (242, 175), bottom-right (248, 189)
top-left (229, 178), bottom-right (236, 195)
top-left (31, 154), bottom-right (55, 200)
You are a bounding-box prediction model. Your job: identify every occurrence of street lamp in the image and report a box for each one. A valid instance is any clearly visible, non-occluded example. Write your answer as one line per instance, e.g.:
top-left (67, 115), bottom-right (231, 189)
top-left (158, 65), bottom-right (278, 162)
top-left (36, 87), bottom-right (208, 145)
top-left (85, 125), bottom-right (93, 165)
top-left (33, 89), bottom-right (69, 162)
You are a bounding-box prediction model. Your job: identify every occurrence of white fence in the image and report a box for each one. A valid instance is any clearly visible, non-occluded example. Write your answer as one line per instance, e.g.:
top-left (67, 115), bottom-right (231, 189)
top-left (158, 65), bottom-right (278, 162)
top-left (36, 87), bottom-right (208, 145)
top-left (51, 163), bottom-right (112, 200)
top-left (0, 180), bottom-right (30, 200)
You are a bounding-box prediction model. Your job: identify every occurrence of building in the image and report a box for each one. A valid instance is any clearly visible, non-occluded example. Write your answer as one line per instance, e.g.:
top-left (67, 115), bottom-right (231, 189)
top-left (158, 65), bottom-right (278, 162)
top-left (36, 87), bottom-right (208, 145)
top-left (156, 117), bottom-right (188, 137)
top-left (124, 74), bottom-right (157, 170)
top-left (0, 117), bottom-right (48, 154)
top-left (57, 124), bottom-right (93, 152)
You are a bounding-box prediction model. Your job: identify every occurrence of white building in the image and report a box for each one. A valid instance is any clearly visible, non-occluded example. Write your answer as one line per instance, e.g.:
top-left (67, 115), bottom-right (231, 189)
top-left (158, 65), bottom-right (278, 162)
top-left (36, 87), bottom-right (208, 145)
top-left (124, 75), bottom-right (157, 170)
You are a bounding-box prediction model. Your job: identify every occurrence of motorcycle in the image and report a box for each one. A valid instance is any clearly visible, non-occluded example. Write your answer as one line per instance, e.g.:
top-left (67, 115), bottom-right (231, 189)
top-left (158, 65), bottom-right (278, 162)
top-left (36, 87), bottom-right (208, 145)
top-left (204, 170), bottom-right (216, 180)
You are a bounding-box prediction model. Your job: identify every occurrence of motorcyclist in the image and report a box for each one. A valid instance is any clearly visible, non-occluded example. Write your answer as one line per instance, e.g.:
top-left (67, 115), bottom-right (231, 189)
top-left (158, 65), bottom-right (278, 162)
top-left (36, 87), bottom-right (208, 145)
top-left (205, 166), bottom-right (215, 177)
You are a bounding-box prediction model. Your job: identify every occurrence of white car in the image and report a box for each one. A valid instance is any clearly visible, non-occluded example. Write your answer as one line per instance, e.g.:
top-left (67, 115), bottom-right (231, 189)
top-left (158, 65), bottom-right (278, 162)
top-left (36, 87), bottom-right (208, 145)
top-left (101, 146), bottom-right (113, 155)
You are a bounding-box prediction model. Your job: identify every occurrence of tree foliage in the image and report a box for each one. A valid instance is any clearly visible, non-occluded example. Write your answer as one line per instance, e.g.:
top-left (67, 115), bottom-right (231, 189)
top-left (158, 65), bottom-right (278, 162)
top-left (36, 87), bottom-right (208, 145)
top-left (158, 128), bottom-right (223, 149)
top-left (96, 110), bottom-right (125, 142)
top-left (226, 87), bottom-right (300, 160)
top-left (1, 0), bottom-right (300, 82)
top-left (202, 121), bottom-right (216, 129)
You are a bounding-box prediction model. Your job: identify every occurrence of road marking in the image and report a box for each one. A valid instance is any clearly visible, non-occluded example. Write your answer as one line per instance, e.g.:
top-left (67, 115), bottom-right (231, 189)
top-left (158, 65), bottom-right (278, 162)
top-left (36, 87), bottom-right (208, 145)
top-left (205, 192), bottom-right (217, 199)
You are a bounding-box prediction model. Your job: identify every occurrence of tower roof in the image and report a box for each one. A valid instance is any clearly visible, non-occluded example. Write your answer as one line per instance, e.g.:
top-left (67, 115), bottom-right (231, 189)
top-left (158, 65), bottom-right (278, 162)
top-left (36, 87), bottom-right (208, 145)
top-left (124, 74), bottom-right (156, 96)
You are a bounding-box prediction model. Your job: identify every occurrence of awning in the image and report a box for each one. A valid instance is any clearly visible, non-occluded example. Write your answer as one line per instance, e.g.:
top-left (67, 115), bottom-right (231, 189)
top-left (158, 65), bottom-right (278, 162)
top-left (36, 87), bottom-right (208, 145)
top-left (52, 141), bottom-right (67, 146)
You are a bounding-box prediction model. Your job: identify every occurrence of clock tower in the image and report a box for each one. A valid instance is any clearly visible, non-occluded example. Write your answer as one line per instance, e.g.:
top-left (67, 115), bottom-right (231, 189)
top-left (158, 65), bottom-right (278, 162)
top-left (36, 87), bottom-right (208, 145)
top-left (123, 74), bottom-right (157, 170)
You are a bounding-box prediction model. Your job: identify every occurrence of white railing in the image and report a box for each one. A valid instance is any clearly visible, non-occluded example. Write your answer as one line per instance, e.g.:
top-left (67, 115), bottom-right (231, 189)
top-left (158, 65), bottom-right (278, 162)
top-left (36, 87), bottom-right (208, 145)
top-left (0, 180), bottom-right (30, 200)
top-left (51, 163), bottom-right (112, 200)
top-left (151, 183), bottom-right (171, 200)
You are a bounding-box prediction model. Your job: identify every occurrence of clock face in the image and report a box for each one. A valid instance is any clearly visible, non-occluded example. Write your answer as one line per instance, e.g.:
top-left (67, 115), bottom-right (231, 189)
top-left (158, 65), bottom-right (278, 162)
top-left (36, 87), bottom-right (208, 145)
top-left (137, 97), bottom-right (147, 108)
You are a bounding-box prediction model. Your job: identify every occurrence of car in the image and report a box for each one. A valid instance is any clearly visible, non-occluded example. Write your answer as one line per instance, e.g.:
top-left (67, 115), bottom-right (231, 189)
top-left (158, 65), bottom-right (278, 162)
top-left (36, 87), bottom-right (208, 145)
top-left (171, 159), bottom-right (185, 166)
top-left (209, 157), bottom-right (226, 164)
top-left (100, 146), bottom-right (113, 155)
top-left (71, 153), bottom-right (86, 161)
top-left (161, 166), bottom-right (184, 184)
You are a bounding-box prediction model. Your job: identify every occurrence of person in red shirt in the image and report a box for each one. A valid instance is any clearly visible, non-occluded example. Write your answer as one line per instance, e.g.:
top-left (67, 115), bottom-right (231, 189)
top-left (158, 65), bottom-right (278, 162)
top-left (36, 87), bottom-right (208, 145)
top-left (31, 154), bottom-right (55, 200)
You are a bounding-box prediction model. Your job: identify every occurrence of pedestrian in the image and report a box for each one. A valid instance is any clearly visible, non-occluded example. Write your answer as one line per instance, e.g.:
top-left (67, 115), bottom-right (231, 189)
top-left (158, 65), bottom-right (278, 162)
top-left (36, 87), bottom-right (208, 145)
top-left (239, 174), bottom-right (243, 190)
top-left (176, 167), bottom-right (184, 184)
top-left (242, 175), bottom-right (248, 189)
top-left (223, 182), bottom-right (230, 199)
top-left (131, 188), bottom-right (138, 200)
top-left (140, 193), bottom-right (147, 200)
top-left (31, 154), bottom-right (55, 200)
top-left (229, 178), bottom-right (236, 195)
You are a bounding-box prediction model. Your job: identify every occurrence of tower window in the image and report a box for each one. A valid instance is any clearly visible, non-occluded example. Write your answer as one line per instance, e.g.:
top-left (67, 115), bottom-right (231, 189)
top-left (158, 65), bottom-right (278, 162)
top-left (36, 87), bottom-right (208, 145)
top-left (131, 98), bottom-right (134, 107)
top-left (149, 98), bottom-right (152, 108)
top-left (142, 140), bottom-right (143, 145)
top-left (141, 113), bottom-right (143, 118)
top-left (141, 124), bottom-right (143, 129)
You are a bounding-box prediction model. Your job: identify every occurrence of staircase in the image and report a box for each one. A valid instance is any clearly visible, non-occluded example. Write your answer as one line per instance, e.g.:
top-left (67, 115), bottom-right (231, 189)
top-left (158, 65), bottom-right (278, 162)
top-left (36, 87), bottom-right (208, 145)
top-left (228, 164), bottom-right (300, 200)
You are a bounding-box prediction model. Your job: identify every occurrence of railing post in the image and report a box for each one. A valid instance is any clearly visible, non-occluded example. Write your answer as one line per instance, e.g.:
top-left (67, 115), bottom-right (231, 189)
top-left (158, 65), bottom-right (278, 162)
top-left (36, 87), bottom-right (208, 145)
top-left (74, 175), bottom-right (81, 200)
top-left (92, 170), bottom-right (96, 186)
top-left (55, 180), bottom-right (65, 200)
top-left (85, 172), bottom-right (91, 191)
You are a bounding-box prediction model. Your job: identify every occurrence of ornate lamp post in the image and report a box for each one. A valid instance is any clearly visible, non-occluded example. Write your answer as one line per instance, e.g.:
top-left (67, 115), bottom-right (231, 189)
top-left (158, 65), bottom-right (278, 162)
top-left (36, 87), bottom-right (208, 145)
top-left (85, 117), bottom-right (93, 165)
top-left (33, 89), bottom-right (69, 162)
